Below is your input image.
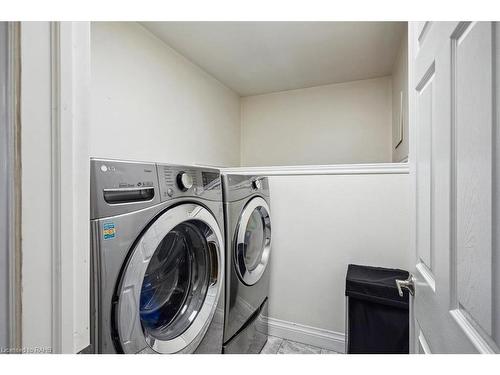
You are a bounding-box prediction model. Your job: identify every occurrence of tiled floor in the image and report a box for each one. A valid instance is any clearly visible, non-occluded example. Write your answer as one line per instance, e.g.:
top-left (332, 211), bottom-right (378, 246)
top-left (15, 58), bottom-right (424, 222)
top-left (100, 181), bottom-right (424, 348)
top-left (260, 335), bottom-right (339, 354)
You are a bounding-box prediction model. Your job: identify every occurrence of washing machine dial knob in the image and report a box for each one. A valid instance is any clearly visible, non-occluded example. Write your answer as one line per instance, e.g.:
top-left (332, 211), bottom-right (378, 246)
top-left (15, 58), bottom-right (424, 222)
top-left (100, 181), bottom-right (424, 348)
top-left (177, 172), bottom-right (193, 191)
top-left (252, 179), bottom-right (262, 190)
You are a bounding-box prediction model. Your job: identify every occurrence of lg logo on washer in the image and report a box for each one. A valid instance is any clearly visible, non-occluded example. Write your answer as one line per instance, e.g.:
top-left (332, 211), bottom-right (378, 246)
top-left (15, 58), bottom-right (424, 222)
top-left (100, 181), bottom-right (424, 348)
top-left (100, 164), bottom-right (115, 173)
top-left (100, 164), bottom-right (152, 174)
top-left (100, 163), bottom-right (155, 188)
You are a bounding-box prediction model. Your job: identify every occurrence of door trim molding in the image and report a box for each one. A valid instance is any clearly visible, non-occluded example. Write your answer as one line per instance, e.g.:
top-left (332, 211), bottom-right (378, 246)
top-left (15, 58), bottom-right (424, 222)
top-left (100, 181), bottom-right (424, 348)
top-left (51, 21), bottom-right (91, 354)
top-left (49, 20), bottom-right (63, 355)
top-left (2, 21), bottom-right (22, 352)
top-left (408, 21), bottom-right (419, 355)
top-left (20, 21), bottom-right (90, 354)
top-left (262, 316), bottom-right (345, 353)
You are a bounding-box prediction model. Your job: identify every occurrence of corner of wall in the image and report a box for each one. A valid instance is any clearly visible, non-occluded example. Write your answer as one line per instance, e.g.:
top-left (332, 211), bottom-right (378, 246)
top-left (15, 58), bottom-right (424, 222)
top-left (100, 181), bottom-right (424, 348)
top-left (239, 96), bottom-right (245, 167)
top-left (391, 24), bottom-right (410, 163)
top-left (387, 75), bottom-right (394, 161)
top-left (91, 22), bottom-right (242, 168)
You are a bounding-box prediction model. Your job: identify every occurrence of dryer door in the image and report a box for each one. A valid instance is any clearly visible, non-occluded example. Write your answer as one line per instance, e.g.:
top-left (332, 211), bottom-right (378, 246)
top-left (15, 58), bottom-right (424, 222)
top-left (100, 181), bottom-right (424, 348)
top-left (115, 203), bottom-right (224, 354)
top-left (235, 196), bottom-right (272, 286)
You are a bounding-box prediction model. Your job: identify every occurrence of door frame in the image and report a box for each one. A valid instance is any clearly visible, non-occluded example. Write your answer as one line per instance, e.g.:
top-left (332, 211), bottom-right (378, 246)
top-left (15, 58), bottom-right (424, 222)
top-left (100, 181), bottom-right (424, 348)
top-left (20, 21), bottom-right (91, 353)
top-left (407, 20), bottom-right (418, 354)
top-left (0, 21), bottom-right (22, 354)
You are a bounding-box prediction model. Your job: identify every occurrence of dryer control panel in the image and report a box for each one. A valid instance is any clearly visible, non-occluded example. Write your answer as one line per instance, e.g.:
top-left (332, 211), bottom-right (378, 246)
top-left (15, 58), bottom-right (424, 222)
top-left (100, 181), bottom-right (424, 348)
top-left (222, 174), bottom-right (270, 203)
top-left (157, 164), bottom-right (221, 202)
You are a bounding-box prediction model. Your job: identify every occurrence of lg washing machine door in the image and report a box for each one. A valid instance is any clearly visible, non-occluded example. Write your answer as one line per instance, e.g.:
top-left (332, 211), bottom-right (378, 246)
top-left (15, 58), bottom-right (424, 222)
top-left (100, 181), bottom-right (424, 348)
top-left (234, 196), bottom-right (272, 286)
top-left (115, 203), bottom-right (224, 354)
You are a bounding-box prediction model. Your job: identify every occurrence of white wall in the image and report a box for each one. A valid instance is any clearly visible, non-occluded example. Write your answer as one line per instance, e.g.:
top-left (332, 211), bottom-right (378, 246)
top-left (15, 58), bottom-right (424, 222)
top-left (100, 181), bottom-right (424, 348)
top-left (267, 172), bottom-right (410, 336)
top-left (240, 77), bottom-right (393, 166)
top-left (91, 22), bottom-right (240, 166)
top-left (391, 27), bottom-right (409, 162)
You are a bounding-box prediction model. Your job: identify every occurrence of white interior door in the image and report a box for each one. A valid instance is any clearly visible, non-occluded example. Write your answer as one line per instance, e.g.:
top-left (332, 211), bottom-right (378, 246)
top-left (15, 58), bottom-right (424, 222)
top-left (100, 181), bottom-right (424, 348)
top-left (409, 21), bottom-right (499, 353)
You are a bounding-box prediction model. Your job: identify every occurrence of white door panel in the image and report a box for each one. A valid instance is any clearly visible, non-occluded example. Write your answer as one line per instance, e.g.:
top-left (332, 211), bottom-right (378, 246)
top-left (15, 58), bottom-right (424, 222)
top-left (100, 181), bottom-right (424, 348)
top-left (410, 21), bottom-right (499, 353)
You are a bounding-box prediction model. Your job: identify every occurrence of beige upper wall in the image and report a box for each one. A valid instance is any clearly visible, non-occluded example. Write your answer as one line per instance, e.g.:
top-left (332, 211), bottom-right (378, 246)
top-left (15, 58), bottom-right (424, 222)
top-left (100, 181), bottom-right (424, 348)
top-left (90, 22), bottom-right (241, 167)
top-left (91, 22), bottom-right (406, 168)
top-left (240, 76), bottom-right (393, 166)
top-left (391, 26), bottom-right (409, 162)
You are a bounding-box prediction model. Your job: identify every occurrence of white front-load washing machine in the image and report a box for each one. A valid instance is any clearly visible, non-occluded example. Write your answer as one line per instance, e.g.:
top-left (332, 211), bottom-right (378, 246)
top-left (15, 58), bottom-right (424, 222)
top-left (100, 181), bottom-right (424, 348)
top-left (90, 158), bottom-right (225, 354)
top-left (221, 174), bottom-right (272, 354)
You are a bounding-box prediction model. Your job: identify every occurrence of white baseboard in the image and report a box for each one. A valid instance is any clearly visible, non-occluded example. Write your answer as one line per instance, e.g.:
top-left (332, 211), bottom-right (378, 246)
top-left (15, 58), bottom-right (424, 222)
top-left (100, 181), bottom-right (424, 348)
top-left (263, 316), bottom-right (346, 353)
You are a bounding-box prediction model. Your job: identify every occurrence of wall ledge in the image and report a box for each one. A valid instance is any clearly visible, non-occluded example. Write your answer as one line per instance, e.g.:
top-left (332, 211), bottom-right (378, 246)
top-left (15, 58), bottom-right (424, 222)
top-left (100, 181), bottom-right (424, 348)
top-left (221, 162), bottom-right (409, 176)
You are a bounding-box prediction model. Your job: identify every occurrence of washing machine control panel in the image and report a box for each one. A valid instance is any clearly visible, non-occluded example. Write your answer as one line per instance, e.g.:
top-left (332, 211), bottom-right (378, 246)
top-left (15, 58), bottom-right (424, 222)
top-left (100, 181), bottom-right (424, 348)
top-left (157, 164), bottom-right (221, 202)
top-left (90, 159), bottom-right (161, 219)
top-left (177, 171), bottom-right (194, 191)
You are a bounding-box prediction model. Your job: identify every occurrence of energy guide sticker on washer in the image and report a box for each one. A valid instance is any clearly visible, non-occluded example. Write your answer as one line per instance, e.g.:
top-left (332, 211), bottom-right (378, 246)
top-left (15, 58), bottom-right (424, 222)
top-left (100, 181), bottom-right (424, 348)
top-left (103, 222), bottom-right (116, 240)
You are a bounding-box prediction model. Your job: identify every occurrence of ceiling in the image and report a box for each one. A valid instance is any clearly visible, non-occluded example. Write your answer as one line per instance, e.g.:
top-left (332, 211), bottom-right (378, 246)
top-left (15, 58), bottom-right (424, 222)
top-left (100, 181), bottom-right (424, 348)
top-left (141, 22), bottom-right (406, 96)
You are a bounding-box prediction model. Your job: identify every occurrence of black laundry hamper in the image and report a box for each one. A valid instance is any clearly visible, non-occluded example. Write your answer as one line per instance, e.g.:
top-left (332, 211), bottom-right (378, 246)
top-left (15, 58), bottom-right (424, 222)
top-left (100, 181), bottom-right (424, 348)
top-left (345, 264), bottom-right (410, 354)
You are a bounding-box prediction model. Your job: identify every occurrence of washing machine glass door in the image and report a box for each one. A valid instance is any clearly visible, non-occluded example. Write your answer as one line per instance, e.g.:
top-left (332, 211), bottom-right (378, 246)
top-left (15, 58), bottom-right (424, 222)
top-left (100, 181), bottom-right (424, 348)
top-left (115, 203), bottom-right (223, 354)
top-left (235, 196), bottom-right (272, 286)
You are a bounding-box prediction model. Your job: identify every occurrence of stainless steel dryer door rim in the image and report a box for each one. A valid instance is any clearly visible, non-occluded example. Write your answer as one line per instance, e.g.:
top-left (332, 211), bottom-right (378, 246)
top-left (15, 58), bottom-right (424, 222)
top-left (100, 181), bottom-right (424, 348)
top-left (115, 203), bottom-right (224, 354)
top-left (234, 196), bottom-right (272, 286)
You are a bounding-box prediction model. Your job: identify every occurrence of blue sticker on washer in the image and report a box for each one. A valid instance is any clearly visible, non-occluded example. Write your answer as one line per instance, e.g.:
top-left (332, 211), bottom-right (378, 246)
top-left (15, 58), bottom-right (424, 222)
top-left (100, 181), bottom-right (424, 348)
top-left (103, 222), bottom-right (116, 240)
